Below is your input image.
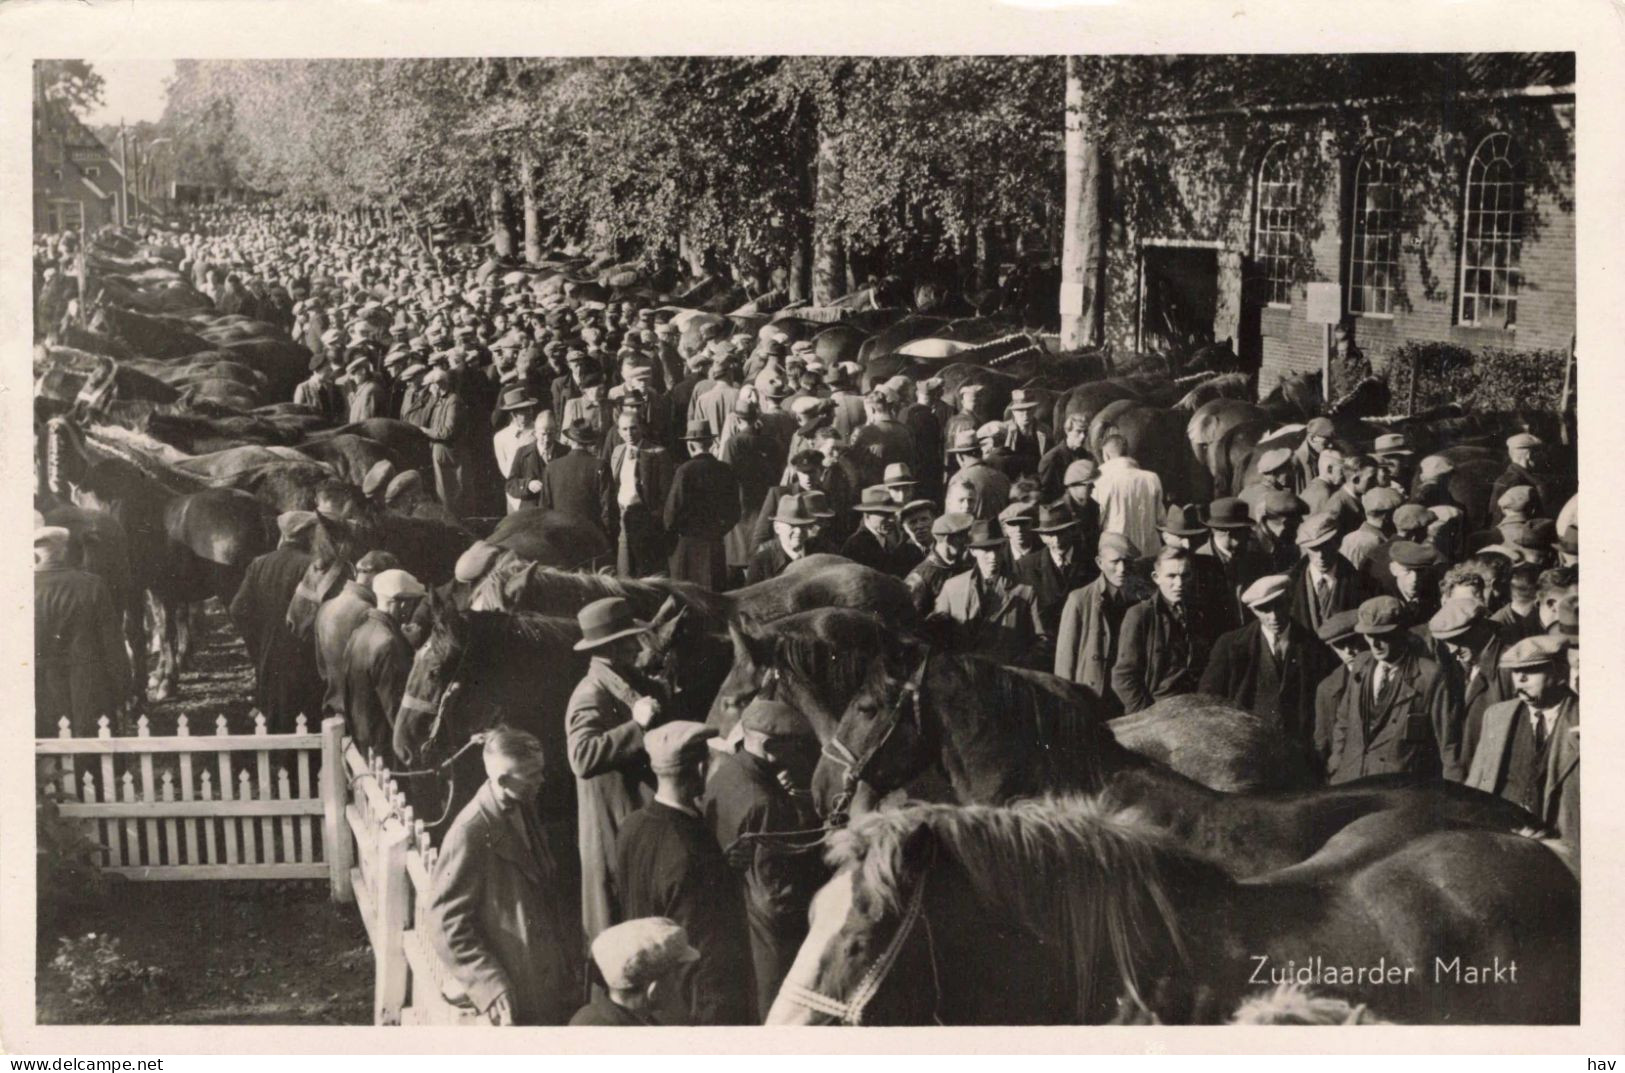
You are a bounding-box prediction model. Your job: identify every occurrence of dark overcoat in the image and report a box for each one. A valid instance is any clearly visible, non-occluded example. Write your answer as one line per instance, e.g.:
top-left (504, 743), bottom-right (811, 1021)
top-left (1466, 693), bottom-right (1579, 850)
top-left (35, 565), bottom-right (129, 736)
top-left (1198, 619), bottom-right (1335, 769)
top-left (228, 545), bottom-right (321, 734)
top-left (664, 453), bottom-right (741, 590)
top-left (1326, 647), bottom-right (1464, 784)
top-left (601, 443), bottom-right (676, 576)
top-left (1110, 594), bottom-right (1217, 714)
top-left (340, 608), bottom-right (413, 763)
top-left (313, 581), bottom-right (374, 716)
top-left (540, 447), bottom-right (607, 532)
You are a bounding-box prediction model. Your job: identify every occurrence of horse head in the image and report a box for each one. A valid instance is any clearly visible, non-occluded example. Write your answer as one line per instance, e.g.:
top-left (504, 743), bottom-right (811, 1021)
top-left (634, 593), bottom-right (689, 688)
top-left (811, 641), bottom-right (934, 820)
top-left (393, 587), bottom-right (469, 767)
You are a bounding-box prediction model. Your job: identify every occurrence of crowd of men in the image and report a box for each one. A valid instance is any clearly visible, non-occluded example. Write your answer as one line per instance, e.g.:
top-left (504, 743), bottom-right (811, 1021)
top-left (33, 205), bottom-right (1580, 1026)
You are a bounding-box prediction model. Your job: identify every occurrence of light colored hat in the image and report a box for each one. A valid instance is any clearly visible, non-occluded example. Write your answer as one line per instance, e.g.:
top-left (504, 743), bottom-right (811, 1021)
top-left (1506, 432), bottom-right (1543, 451)
top-left (976, 420), bottom-right (1006, 441)
top-left (1501, 634), bottom-right (1567, 669)
top-left (1497, 485), bottom-right (1535, 514)
top-left (276, 510), bottom-right (317, 540)
top-left (790, 396), bottom-right (829, 418)
top-left (1008, 388), bottom-right (1039, 410)
top-left (591, 918), bottom-right (701, 991)
top-left (645, 721), bottom-right (717, 774)
top-left (1428, 598), bottom-right (1484, 641)
top-left (573, 596), bottom-right (650, 651)
top-left (372, 569), bottom-right (426, 602)
top-left (1257, 447), bottom-right (1292, 474)
top-left (1418, 456), bottom-right (1455, 482)
top-left (1295, 512), bottom-right (1340, 548)
top-left (454, 540), bottom-right (503, 584)
top-left (1064, 459), bottom-right (1098, 486)
top-left (1241, 574), bottom-right (1291, 608)
top-left (1361, 487), bottom-right (1404, 514)
top-left (882, 463), bottom-right (917, 488)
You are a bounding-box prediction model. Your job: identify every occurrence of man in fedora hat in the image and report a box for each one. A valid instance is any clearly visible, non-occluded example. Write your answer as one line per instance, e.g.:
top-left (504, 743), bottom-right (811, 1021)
top-left (34, 525), bottom-right (129, 737)
top-left (565, 596), bottom-right (666, 943)
top-left (930, 519), bottom-right (1045, 667)
top-left (617, 722), bottom-right (753, 1024)
top-left (1002, 388), bottom-right (1050, 482)
top-left (825, 362), bottom-right (867, 440)
top-left (540, 417), bottom-right (609, 534)
top-left (1199, 496), bottom-right (1268, 634)
top-left (601, 407), bottom-right (676, 576)
top-left (841, 486), bottom-right (906, 576)
top-left (340, 568), bottom-right (426, 765)
top-left (1371, 433), bottom-right (1415, 495)
top-left (293, 352), bottom-right (346, 422)
top-left (903, 510), bottom-right (974, 617)
top-left (1053, 532), bottom-right (1148, 713)
top-left (1325, 595), bottom-right (1463, 784)
top-left (430, 728), bottom-right (581, 1026)
top-left (947, 427), bottom-right (1011, 521)
top-left (1285, 511), bottom-right (1373, 634)
top-left (1465, 635), bottom-right (1577, 848)
top-left (1112, 546), bottom-right (1217, 714)
top-left (506, 408), bottom-right (561, 511)
top-left (747, 494), bottom-right (815, 584)
top-left (703, 697), bottom-right (826, 1020)
top-left (665, 420), bottom-right (742, 590)
top-left (492, 386), bottom-right (541, 514)
top-left (1016, 501), bottom-right (1096, 655)
top-left (1200, 574), bottom-right (1336, 771)
top-left (899, 377), bottom-right (949, 500)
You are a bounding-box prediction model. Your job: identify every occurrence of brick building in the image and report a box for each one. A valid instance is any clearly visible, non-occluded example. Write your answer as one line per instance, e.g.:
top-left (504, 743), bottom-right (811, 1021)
top-left (32, 77), bottom-right (123, 234)
top-left (1102, 54), bottom-right (1575, 392)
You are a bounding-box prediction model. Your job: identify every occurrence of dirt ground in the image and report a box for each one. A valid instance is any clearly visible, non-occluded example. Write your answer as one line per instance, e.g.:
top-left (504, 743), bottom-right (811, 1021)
top-left (38, 600), bottom-right (374, 1026)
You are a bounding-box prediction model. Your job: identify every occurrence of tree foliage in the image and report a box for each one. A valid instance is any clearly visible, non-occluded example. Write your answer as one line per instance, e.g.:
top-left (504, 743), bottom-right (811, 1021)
top-left (37, 60), bottom-right (106, 117)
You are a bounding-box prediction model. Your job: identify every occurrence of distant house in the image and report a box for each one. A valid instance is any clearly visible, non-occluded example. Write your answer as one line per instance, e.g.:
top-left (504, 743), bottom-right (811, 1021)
top-left (1104, 53), bottom-right (1575, 391)
top-left (33, 77), bottom-right (123, 234)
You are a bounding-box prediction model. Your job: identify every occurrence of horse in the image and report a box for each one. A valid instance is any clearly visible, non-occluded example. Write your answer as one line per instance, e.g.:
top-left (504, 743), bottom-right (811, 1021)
top-left (767, 797), bottom-right (1578, 1025)
top-left (821, 643), bottom-right (1544, 877)
top-left (718, 608), bottom-right (1317, 802)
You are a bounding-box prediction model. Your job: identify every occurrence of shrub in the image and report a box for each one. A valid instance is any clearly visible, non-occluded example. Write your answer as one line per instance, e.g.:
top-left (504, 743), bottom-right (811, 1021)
top-left (1383, 341), bottom-right (1570, 415)
top-left (36, 790), bottom-right (112, 930)
top-left (50, 933), bottom-right (172, 1009)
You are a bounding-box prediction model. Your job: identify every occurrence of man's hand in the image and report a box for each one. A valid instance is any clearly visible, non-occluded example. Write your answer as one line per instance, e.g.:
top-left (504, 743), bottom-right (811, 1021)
top-left (632, 696), bottom-right (661, 729)
top-left (486, 992), bottom-right (514, 1026)
top-left (527, 479), bottom-right (542, 494)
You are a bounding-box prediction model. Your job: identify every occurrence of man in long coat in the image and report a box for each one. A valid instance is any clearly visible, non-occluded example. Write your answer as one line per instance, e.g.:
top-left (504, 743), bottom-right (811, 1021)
top-left (429, 728), bottom-right (581, 1025)
top-left (618, 722), bottom-right (754, 1025)
top-left (664, 421), bottom-right (742, 590)
top-left (228, 511), bottom-right (322, 735)
top-left (1199, 574), bottom-right (1336, 772)
top-left (930, 519), bottom-right (1046, 668)
top-left (34, 526), bottom-right (129, 737)
top-left (419, 369), bottom-right (470, 518)
top-left (1053, 532), bottom-right (1147, 713)
top-left (345, 353), bottom-right (385, 423)
top-left (602, 408), bottom-right (676, 577)
top-left (540, 418), bottom-right (607, 531)
top-left (1111, 546), bottom-right (1217, 713)
top-left (340, 569), bottom-right (423, 765)
top-left (1464, 635), bottom-right (1578, 850)
top-left (292, 355), bottom-right (347, 422)
top-left (1284, 512), bottom-right (1373, 634)
top-left (1015, 502), bottom-right (1096, 666)
top-left (565, 598), bottom-right (663, 943)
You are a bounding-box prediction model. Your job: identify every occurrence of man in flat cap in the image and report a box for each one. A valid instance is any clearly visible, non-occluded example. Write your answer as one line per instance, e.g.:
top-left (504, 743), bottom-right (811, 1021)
top-left (1386, 540), bottom-right (1442, 630)
top-left (341, 568), bottom-right (426, 765)
top-left (1326, 595), bottom-right (1463, 784)
top-left (1285, 512), bottom-right (1373, 635)
top-left (1112, 545), bottom-right (1218, 714)
top-left (1339, 486), bottom-right (1403, 572)
top-left (945, 428), bottom-right (1012, 522)
top-left (899, 377), bottom-right (950, 500)
top-left (1053, 532), bottom-right (1148, 714)
top-left (1465, 635), bottom-right (1578, 848)
top-left (430, 728), bottom-right (581, 1026)
top-left (903, 510), bottom-right (974, 617)
top-left (229, 511), bottom-right (322, 736)
top-left (1255, 489), bottom-right (1308, 573)
top-left (345, 350), bottom-right (384, 423)
top-left (361, 459), bottom-right (397, 511)
top-left (293, 354), bottom-right (347, 422)
top-left (1239, 446), bottom-right (1295, 522)
top-left (704, 698), bottom-right (826, 1020)
top-left (415, 367), bottom-right (470, 519)
top-left (1489, 432), bottom-right (1571, 527)
top-left (35, 525), bottom-right (129, 737)
top-left (930, 519), bottom-right (1046, 668)
top-left (314, 549), bottom-right (399, 722)
top-left (1428, 597), bottom-right (1511, 765)
top-left (1291, 416), bottom-right (1337, 493)
top-left (1311, 609), bottom-right (1364, 777)
top-left (665, 421), bottom-right (742, 590)
top-left (1201, 574), bottom-right (1336, 772)
top-left (571, 917), bottom-right (698, 1026)
top-left (617, 721), bottom-right (753, 1025)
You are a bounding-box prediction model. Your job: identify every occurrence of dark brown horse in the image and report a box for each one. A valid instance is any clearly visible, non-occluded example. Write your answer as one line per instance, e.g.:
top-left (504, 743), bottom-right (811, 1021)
top-left (767, 797), bottom-right (1578, 1025)
top-left (822, 644), bottom-right (1543, 877)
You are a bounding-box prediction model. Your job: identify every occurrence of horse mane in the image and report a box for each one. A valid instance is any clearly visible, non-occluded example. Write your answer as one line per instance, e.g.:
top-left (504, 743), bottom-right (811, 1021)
top-left (470, 608), bottom-right (581, 650)
top-left (828, 796), bottom-right (1197, 1021)
top-left (757, 607), bottom-right (895, 701)
top-left (517, 564), bottom-right (730, 620)
top-left (54, 418), bottom-right (207, 497)
top-left (1173, 372), bottom-right (1251, 413)
top-left (1231, 984), bottom-right (1387, 1025)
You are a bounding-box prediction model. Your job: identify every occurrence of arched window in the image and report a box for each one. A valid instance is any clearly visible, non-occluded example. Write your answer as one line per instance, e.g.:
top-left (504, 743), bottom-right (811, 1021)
top-left (1349, 138), bottom-right (1400, 316)
top-left (1459, 133), bottom-right (1523, 328)
top-left (1253, 143), bottom-right (1299, 306)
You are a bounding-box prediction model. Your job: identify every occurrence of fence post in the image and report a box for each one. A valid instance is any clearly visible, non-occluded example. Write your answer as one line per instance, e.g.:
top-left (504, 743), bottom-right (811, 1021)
top-left (321, 716), bottom-right (354, 903)
top-left (373, 818), bottom-right (412, 1026)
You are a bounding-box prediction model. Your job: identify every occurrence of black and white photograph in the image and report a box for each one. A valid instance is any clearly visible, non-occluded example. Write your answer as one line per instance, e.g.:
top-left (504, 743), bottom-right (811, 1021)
top-left (6, 0), bottom-right (1618, 1054)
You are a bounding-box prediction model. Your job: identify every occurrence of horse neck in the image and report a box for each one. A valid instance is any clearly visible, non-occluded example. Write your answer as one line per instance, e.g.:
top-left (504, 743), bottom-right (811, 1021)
top-left (924, 656), bottom-right (1125, 802)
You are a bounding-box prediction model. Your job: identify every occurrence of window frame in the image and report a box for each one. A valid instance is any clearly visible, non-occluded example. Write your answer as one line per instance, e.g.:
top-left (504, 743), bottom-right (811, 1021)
top-left (1457, 131), bottom-right (1523, 331)
top-left (1252, 142), bottom-right (1300, 308)
top-left (1347, 137), bottom-right (1401, 319)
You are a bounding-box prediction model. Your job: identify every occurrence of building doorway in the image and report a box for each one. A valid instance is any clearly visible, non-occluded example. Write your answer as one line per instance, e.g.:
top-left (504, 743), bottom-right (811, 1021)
top-left (1138, 244), bottom-right (1218, 358)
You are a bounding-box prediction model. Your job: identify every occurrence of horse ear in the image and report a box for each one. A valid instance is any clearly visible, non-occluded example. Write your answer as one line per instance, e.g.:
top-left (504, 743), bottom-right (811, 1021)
top-left (728, 615), bottom-right (768, 670)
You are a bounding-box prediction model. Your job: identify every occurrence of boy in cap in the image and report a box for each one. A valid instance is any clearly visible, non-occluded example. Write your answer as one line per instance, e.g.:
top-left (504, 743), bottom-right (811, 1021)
top-left (1200, 574), bottom-right (1336, 772)
top-left (1311, 609), bottom-right (1364, 776)
top-left (1291, 416), bottom-right (1336, 492)
top-left (1325, 595), bottom-right (1463, 784)
top-left (340, 568), bottom-right (426, 764)
top-left (228, 510), bottom-right (322, 736)
top-left (565, 597), bottom-right (665, 944)
top-left (704, 698), bottom-right (827, 1019)
top-left (929, 519), bottom-right (1046, 668)
top-left (1339, 486), bottom-right (1403, 572)
top-left (1039, 413), bottom-right (1093, 503)
top-left (1111, 545), bottom-right (1218, 714)
top-left (616, 722), bottom-right (753, 1025)
top-left (904, 510), bottom-right (975, 617)
top-left (1464, 636), bottom-right (1578, 848)
top-left (430, 728), bottom-right (581, 1025)
top-left (1053, 532), bottom-right (1149, 712)
top-left (1285, 511), bottom-right (1373, 634)
top-left (571, 918), bottom-right (699, 1026)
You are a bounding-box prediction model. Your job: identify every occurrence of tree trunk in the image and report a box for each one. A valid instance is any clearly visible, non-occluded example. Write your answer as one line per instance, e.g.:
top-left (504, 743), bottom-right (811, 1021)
top-left (1060, 56), bottom-right (1105, 350)
top-left (520, 149), bottom-right (542, 265)
top-left (812, 115), bottom-right (846, 306)
top-left (789, 98), bottom-right (817, 304)
top-left (490, 179), bottom-right (515, 259)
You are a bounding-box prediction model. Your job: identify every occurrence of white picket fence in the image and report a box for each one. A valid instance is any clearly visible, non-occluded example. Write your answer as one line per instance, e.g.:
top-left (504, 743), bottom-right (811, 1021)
top-left (339, 723), bottom-right (483, 1026)
top-left (36, 712), bottom-right (343, 883)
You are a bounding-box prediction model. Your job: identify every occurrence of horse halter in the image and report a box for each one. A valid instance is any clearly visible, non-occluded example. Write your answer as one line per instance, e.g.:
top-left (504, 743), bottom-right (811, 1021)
top-left (777, 863), bottom-right (932, 1025)
top-left (821, 651), bottom-right (930, 825)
